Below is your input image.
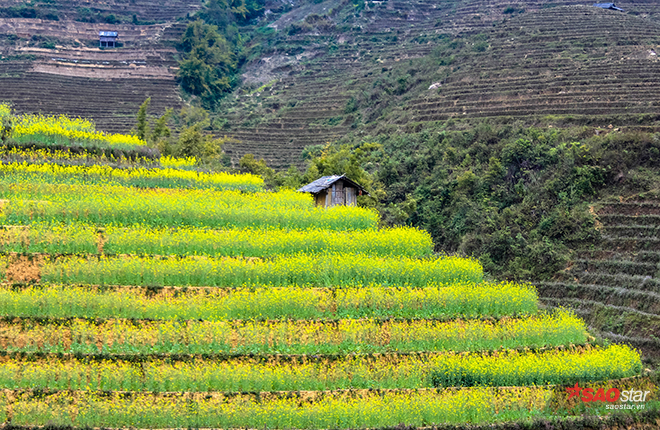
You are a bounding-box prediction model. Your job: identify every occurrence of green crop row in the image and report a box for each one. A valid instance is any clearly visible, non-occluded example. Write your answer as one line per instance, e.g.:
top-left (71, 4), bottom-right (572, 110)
top-left (0, 146), bottom-right (196, 169)
top-left (0, 182), bottom-right (378, 230)
top-left (0, 345), bottom-right (639, 392)
top-left (0, 160), bottom-right (265, 192)
top-left (2, 388), bottom-right (551, 428)
top-left (0, 311), bottom-right (587, 355)
top-left (0, 223), bottom-right (433, 257)
top-left (19, 254), bottom-right (483, 288)
top-left (0, 181), bottom-right (309, 208)
top-left (8, 108), bottom-right (145, 151)
top-left (0, 282), bottom-right (537, 321)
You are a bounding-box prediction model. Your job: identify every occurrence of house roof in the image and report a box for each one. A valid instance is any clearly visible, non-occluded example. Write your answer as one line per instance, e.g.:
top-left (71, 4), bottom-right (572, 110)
top-left (593, 3), bottom-right (624, 11)
top-left (99, 31), bottom-right (118, 37)
top-left (297, 174), bottom-right (367, 194)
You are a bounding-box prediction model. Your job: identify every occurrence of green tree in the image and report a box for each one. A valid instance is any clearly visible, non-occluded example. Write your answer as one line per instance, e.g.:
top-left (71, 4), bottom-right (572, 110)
top-left (173, 123), bottom-right (229, 166)
top-left (201, 0), bottom-right (265, 26)
top-left (151, 108), bottom-right (173, 145)
top-left (0, 115), bottom-right (12, 144)
top-left (178, 20), bottom-right (236, 107)
top-left (176, 123), bottom-right (208, 158)
top-left (135, 98), bottom-right (151, 142)
top-left (134, 99), bottom-right (174, 148)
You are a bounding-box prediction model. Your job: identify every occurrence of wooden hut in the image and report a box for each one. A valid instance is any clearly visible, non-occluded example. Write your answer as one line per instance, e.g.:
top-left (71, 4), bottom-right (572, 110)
top-left (297, 175), bottom-right (367, 207)
top-left (99, 31), bottom-right (118, 48)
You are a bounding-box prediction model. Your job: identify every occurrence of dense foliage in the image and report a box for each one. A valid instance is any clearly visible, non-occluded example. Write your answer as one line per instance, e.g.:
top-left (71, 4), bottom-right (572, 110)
top-left (178, 0), bottom-right (266, 107)
top-left (296, 124), bottom-right (660, 281)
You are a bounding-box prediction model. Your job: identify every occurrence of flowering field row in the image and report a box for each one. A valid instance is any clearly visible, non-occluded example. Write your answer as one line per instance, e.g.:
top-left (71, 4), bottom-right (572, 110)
top-left (0, 160), bottom-right (264, 191)
top-left (0, 146), bottom-right (197, 171)
top-left (5, 254), bottom-right (483, 287)
top-left (0, 146), bottom-right (157, 169)
top-left (0, 224), bottom-right (432, 257)
top-left (0, 185), bottom-right (377, 230)
top-left (0, 283), bottom-right (535, 321)
top-left (0, 345), bottom-right (639, 392)
top-left (0, 388), bottom-right (552, 428)
top-left (1, 181), bottom-right (308, 209)
top-left (0, 311), bottom-right (586, 355)
top-left (2, 107), bottom-right (147, 151)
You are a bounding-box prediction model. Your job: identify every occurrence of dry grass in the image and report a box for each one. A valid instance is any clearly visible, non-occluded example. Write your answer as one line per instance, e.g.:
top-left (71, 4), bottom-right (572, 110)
top-left (5, 255), bottom-right (41, 284)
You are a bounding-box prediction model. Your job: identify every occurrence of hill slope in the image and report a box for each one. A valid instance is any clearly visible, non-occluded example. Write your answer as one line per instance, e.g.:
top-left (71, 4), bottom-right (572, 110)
top-left (1, 0), bottom-right (660, 372)
top-left (1, 1), bottom-right (660, 149)
top-left (538, 200), bottom-right (660, 366)
top-left (219, 2), bottom-right (660, 168)
top-left (0, 0), bottom-right (200, 131)
top-left (0, 112), bottom-right (653, 427)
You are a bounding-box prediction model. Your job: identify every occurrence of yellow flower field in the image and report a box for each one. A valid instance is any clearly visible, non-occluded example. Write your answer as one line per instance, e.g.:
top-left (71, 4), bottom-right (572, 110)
top-left (0, 108), bottom-right (649, 428)
top-left (0, 159), bottom-right (264, 191)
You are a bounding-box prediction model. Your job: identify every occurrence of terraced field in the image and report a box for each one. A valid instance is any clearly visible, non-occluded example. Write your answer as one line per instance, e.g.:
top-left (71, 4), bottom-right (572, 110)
top-left (0, 111), bottom-right (655, 427)
top-left (0, 1), bottom-right (192, 133)
top-left (537, 200), bottom-right (660, 368)
top-left (0, 0), bottom-right (203, 23)
top-left (220, 2), bottom-right (660, 168)
top-left (401, 6), bottom-right (660, 125)
top-left (1, 0), bottom-right (660, 168)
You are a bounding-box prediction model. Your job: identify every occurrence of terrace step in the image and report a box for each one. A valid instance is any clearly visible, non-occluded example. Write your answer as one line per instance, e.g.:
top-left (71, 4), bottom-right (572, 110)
top-left (599, 236), bottom-right (660, 253)
top-left (599, 215), bottom-right (660, 227)
top-left (536, 282), bottom-right (660, 315)
top-left (575, 250), bottom-right (660, 264)
top-left (0, 72), bottom-right (181, 133)
top-left (599, 202), bottom-right (660, 216)
top-left (538, 296), bottom-right (660, 358)
top-left (537, 198), bottom-right (660, 362)
top-left (566, 258), bottom-right (658, 278)
top-left (556, 271), bottom-right (660, 295)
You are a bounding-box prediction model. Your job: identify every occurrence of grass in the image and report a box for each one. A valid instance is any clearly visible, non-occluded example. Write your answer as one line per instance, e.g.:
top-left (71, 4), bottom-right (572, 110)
top-left (0, 310), bottom-right (587, 355)
top-left (31, 254), bottom-right (484, 288)
top-left (0, 345), bottom-right (640, 392)
top-left (0, 223), bottom-right (433, 257)
top-left (0, 282), bottom-right (537, 321)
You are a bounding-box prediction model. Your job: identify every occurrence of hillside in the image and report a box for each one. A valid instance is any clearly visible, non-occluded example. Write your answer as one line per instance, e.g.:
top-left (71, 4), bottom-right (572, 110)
top-left (0, 0), bottom-right (202, 22)
top-left (0, 0), bottom-right (200, 132)
top-left (539, 199), bottom-right (660, 366)
top-left (212, 2), bottom-right (660, 372)
top-left (2, 1), bottom-right (660, 164)
top-left (0, 2), bottom-right (658, 426)
top-left (219, 1), bottom-right (660, 168)
top-left (0, 108), bottom-right (655, 428)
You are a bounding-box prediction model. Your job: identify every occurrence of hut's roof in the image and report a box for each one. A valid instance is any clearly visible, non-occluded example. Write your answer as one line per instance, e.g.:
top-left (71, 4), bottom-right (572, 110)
top-left (297, 174), bottom-right (367, 194)
top-left (99, 31), bottom-right (119, 37)
top-left (593, 3), bottom-right (624, 11)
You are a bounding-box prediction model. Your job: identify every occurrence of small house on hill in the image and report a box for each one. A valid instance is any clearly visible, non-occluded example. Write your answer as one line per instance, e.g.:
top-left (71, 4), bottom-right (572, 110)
top-left (99, 31), bottom-right (118, 48)
top-left (593, 3), bottom-right (624, 12)
top-left (298, 175), bottom-right (367, 207)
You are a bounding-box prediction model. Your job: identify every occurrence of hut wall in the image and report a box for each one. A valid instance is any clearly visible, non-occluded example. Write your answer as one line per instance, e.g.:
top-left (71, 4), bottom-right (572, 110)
top-left (309, 179), bottom-right (361, 207)
top-left (315, 190), bottom-right (330, 207)
top-left (345, 187), bottom-right (357, 206)
top-left (332, 182), bottom-right (345, 206)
